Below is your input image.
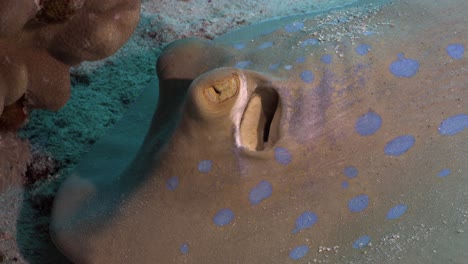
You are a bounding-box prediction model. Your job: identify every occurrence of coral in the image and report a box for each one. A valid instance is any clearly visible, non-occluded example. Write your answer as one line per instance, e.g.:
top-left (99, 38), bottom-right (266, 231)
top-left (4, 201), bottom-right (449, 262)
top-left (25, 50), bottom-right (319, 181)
top-left (0, 0), bottom-right (140, 191)
top-left (36, 0), bottom-right (86, 23)
top-left (0, 0), bottom-right (141, 132)
top-left (0, 132), bottom-right (31, 192)
top-left (0, 99), bottom-right (28, 132)
top-left (24, 144), bottom-right (58, 186)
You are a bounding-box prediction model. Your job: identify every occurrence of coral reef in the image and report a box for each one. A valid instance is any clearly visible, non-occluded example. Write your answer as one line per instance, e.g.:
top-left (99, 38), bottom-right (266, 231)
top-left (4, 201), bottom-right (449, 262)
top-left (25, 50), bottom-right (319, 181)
top-left (0, 0), bottom-right (141, 131)
top-left (0, 0), bottom-right (141, 191)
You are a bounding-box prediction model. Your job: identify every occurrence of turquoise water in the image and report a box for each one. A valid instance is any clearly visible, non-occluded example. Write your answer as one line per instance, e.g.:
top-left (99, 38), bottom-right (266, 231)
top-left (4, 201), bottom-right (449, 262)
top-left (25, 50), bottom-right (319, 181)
top-left (1, 1), bottom-right (468, 263)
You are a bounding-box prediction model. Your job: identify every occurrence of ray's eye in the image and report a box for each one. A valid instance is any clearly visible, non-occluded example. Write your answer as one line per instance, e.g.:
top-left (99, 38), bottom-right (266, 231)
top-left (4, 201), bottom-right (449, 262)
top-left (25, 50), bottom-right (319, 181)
top-left (188, 70), bottom-right (241, 119)
top-left (204, 77), bottom-right (239, 104)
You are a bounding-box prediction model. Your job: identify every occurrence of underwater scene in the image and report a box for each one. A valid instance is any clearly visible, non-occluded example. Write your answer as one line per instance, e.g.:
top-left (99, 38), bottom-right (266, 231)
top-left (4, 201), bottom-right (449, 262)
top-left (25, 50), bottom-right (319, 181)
top-left (0, 0), bottom-right (467, 263)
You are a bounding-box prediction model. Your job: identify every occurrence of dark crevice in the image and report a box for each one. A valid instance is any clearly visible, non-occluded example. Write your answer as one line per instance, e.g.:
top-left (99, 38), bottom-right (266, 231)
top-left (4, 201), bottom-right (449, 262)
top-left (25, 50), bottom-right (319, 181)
top-left (239, 87), bottom-right (280, 151)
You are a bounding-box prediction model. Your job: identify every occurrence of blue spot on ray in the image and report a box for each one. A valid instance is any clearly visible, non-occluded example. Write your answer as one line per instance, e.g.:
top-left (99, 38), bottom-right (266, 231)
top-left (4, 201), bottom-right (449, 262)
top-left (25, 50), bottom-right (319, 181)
top-left (321, 54), bottom-right (332, 64)
top-left (235, 60), bottom-right (252, 69)
top-left (296, 56), bottom-right (306, 63)
top-left (342, 181), bottom-right (349, 189)
top-left (353, 235), bottom-right (371, 249)
top-left (292, 211), bottom-right (318, 234)
top-left (300, 70), bottom-right (314, 83)
top-left (446, 43), bottom-right (464, 59)
top-left (348, 194), bottom-right (369, 212)
top-left (386, 204), bottom-right (407, 220)
top-left (355, 44), bottom-right (371, 55)
top-left (180, 243), bottom-right (189, 254)
top-left (213, 208), bottom-right (234, 226)
top-left (249, 180), bottom-right (273, 205)
top-left (438, 168), bottom-right (451, 177)
top-left (289, 245), bottom-right (309, 260)
top-left (384, 135), bottom-right (415, 156)
top-left (389, 53), bottom-right (420, 78)
top-left (258, 41), bottom-right (273, 49)
top-left (355, 111), bottom-right (382, 136)
top-left (166, 176), bottom-right (179, 191)
top-left (300, 38), bottom-right (319, 47)
top-left (285, 21), bottom-right (304, 33)
top-left (269, 63), bottom-right (281, 70)
top-left (274, 147), bottom-right (292, 165)
top-left (438, 114), bottom-right (468, 136)
top-left (198, 160), bottom-right (212, 173)
top-left (344, 166), bottom-right (359, 179)
top-left (233, 43), bottom-right (246, 50)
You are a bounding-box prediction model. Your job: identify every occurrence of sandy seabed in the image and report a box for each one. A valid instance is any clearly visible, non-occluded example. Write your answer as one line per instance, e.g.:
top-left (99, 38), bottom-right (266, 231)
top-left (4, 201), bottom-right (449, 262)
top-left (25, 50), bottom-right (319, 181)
top-left (0, 0), bottom-right (359, 263)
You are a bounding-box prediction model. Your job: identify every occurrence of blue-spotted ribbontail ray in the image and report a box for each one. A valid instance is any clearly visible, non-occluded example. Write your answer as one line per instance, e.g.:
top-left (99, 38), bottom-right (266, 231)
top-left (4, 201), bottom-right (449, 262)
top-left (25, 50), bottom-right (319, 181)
top-left (51, 0), bottom-right (468, 262)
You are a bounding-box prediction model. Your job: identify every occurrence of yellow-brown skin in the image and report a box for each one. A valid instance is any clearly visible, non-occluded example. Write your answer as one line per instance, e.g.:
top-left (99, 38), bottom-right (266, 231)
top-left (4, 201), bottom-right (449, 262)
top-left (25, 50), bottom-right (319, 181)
top-left (51, 0), bottom-right (468, 262)
top-left (0, 0), bottom-right (141, 132)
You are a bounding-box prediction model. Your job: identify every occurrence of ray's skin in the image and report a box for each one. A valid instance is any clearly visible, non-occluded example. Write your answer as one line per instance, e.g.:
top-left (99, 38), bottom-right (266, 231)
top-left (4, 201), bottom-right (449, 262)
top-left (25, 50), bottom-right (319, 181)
top-left (51, 0), bottom-right (467, 263)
